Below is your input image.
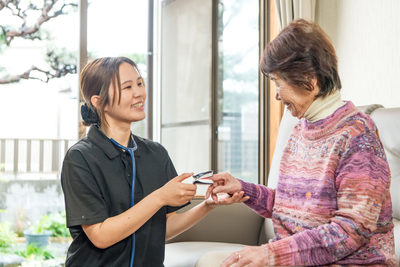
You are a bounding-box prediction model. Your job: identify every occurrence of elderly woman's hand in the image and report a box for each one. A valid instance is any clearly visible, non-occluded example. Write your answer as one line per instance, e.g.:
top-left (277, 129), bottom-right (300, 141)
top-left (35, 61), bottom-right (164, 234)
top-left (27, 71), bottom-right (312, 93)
top-left (205, 172), bottom-right (242, 202)
top-left (221, 246), bottom-right (267, 267)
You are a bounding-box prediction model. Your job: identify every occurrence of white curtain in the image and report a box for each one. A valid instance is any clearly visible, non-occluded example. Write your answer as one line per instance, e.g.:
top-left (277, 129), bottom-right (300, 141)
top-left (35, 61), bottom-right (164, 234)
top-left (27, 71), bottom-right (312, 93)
top-left (275, 0), bottom-right (316, 30)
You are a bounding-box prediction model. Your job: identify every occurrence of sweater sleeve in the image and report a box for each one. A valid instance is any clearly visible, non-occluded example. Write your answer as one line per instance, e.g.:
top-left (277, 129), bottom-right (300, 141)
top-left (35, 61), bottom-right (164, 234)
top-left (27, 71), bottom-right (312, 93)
top-left (261, 132), bottom-right (391, 266)
top-left (239, 179), bottom-right (276, 219)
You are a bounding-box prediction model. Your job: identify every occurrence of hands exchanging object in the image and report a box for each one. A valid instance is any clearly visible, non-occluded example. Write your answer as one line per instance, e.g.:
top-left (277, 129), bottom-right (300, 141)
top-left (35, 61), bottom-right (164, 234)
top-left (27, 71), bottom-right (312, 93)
top-left (160, 171), bottom-right (249, 207)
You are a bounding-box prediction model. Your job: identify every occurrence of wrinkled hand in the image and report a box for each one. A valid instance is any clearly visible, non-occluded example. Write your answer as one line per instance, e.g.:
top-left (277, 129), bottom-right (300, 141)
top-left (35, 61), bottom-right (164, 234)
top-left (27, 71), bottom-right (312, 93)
top-left (205, 191), bottom-right (250, 209)
top-left (158, 173), bottom-right (197, 206)
top-left (205, 172), bottom-right (242, 202)
top-left (221, 246), bottom-right (268, 267)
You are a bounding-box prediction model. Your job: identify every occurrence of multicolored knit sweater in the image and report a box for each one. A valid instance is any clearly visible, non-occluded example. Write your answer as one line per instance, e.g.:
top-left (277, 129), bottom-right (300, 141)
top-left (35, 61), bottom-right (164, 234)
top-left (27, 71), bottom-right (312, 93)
top-left (240, 101), bottom-right (398, 266)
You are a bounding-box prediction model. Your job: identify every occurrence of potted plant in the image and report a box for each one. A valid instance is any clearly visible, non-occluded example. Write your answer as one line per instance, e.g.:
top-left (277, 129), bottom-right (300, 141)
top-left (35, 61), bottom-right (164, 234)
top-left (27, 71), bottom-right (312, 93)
top-left (23, 212), bottom-right (70, 248)
top-left (23, 217), bottom-right (52, 248)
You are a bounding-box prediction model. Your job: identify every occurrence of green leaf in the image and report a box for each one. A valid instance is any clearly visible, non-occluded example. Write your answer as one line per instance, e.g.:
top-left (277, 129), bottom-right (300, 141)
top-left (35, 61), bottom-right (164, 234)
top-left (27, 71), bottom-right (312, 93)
top-left (0, 222), bottom-right (17, 253)
top-left (29, 212), bottom-right (70, 237)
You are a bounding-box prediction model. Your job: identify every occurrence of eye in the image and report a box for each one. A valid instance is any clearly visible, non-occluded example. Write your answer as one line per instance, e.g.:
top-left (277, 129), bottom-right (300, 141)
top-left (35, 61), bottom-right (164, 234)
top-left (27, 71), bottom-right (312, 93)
top-left (123, 85), bottom-right (131, 90)
top-left (138, 82), bottom-right (143, 86)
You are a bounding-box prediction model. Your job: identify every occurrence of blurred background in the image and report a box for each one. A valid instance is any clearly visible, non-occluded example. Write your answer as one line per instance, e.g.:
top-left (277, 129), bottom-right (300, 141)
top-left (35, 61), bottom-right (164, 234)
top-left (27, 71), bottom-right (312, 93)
top-left (0, 0), bottom-right (399, 265)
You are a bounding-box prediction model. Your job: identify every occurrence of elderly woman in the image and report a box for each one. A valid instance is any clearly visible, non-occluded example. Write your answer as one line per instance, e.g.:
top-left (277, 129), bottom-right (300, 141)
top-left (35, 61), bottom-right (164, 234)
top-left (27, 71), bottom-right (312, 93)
top-left (197, 19), bottom-right (398, 267)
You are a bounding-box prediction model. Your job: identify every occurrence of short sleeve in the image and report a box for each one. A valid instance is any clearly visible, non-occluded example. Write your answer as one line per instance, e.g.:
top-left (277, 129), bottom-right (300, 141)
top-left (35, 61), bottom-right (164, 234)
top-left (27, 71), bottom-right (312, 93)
top-left (61, 149), bottom-right (109, 227)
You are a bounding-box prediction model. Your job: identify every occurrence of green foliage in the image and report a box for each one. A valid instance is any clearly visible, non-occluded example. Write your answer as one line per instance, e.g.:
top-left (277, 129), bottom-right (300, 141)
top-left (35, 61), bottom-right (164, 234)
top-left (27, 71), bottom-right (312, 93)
top-left (0, 33), bottom-right (5, 53)
top-left (30, 212), bottom-right (70, 237)
top-left (0, 222), bottom-right (17, 253)
top-left (223, 56), bottom-right (258, 82)
top-left (13, 244), bottom-right (54, 261)
top-left (30, 220), bottom-right (49, 235)
top-left (46, 212), bottom-right (70, 238)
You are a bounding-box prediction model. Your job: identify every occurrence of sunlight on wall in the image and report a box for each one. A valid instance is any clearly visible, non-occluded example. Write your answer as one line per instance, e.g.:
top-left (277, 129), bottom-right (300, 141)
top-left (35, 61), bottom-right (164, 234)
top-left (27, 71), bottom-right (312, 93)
top-left (316, 0), bottom-right (400, 108)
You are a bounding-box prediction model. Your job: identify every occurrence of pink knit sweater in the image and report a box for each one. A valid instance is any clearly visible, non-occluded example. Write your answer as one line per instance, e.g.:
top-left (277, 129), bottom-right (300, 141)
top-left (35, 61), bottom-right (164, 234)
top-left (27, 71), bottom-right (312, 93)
top-left (240, 101), bottom-right (398, 266)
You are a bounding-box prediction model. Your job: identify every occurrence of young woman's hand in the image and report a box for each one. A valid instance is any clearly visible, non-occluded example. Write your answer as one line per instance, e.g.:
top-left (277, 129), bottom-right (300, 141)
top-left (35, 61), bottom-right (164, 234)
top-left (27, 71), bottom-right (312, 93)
top-left (204, 191), bottom-right (250, 209)
top-left (205, 172), bottom-right (242, 202)
top-left (157, 173), bottom-right (197, 207)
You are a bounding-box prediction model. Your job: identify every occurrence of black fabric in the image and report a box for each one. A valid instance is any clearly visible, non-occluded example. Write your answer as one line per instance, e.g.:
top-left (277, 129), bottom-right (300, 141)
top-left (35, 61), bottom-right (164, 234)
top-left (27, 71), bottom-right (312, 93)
top-left (61, 125), bottom-right (188, 267)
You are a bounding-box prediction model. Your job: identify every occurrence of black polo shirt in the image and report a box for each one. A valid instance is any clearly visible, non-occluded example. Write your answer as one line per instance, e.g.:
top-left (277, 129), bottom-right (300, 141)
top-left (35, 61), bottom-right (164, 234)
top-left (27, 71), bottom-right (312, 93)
top-left (61, 125), bottom-right (187, 267)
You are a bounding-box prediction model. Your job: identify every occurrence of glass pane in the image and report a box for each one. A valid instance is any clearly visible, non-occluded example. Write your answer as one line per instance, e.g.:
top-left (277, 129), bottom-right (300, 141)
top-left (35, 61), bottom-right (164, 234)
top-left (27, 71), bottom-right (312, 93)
top-left (162, 125), bottom-right (210, 175)
top-left (87, 0), bottom-right (148, 138)
top-left (161, 0), bottom-right (212, 124)
top-left (216, 0), bottom-right (259, 183)
top-left (162, 125), bottom-right (210, 196)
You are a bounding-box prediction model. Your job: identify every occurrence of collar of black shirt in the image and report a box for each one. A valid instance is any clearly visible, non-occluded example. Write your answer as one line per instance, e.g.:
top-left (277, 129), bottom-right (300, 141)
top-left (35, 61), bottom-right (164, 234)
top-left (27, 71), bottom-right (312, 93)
top-left (87, 125), bottom-right (141, 159)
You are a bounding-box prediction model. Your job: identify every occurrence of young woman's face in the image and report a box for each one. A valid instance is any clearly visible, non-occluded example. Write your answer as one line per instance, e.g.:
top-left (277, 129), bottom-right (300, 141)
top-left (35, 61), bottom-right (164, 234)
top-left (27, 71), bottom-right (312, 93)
top-left (105, 62), bottom-right (147, 124)
top-left (270, 73), bottom-right (318, 119)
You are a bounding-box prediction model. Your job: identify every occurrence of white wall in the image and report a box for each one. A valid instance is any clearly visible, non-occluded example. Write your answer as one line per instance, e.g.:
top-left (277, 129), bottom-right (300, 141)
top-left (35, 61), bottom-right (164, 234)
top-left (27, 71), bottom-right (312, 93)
top-left (316, 0), bottom-right (400, 108)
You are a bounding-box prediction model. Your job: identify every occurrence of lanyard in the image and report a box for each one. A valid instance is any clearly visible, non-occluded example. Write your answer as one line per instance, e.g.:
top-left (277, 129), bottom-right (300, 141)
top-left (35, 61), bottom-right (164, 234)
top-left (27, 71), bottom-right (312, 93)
top-left (110, 137), bottom-right (137, 267)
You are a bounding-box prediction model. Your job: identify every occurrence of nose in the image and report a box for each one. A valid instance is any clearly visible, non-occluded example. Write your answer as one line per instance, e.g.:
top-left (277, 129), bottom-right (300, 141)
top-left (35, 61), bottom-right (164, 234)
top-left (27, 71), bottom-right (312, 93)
top-left (275, 92), bottom-right (281, 101)
top-left (133, 86), bottom-right (145, 100)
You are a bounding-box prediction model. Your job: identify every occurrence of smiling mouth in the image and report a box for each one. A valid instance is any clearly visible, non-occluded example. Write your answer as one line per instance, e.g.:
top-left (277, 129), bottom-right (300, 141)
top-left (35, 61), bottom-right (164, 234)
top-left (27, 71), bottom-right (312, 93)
top-left (131, 102), bottom-right (144, 108)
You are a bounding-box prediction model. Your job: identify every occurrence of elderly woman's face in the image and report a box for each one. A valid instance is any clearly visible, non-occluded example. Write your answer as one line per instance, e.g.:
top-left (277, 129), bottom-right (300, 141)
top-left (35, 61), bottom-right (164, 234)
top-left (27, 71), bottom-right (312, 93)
top-left (270, 73), bottom-right (319, 119)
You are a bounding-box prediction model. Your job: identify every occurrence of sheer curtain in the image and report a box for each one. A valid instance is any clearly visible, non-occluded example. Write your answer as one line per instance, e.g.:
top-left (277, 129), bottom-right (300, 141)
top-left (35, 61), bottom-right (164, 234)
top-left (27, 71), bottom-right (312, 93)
top-left (274, 0), bottom-right (316, 29)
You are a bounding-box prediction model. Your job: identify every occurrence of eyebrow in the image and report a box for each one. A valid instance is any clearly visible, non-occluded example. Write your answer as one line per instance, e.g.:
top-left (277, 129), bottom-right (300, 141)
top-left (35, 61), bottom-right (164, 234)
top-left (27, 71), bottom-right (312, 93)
top-left (121, 77), bottom-right (142, 85)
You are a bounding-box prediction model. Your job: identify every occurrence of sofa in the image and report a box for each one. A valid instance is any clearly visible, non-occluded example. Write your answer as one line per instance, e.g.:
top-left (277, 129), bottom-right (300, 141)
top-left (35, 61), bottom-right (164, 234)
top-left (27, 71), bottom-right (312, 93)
top-left (164, 104), bottom-right (400, 267)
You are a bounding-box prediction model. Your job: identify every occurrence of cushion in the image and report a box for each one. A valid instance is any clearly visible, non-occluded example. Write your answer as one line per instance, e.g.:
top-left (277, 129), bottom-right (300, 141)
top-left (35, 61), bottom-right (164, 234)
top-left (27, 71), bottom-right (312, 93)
top-left (165, 242), bottom-right (245, 267)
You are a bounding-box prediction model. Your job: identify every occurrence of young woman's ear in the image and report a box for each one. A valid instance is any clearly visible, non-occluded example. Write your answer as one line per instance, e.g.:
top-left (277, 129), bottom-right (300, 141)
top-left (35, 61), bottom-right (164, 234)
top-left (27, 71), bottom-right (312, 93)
top-left (91, 95), bottom-right (108, 112)
top-left (91, 95), bottom-right (100, 109)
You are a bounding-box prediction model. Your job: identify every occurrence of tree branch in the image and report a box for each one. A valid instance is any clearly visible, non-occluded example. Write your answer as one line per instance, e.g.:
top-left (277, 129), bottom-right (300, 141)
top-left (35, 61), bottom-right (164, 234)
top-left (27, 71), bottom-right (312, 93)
top-left (0, 1), bottom-right (12, 11)
top-left (0, 1), bottom-right (78, 84)
top-left (0, 63), bottom-right (76, 84)
top-left (1, 0), bottom-right (77, 45)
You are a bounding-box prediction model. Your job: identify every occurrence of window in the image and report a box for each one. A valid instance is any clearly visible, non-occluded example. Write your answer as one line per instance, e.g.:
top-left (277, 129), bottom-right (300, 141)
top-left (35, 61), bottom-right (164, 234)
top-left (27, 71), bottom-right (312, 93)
top-left (159, 0), bottom-right (260, 186)
top-left (0, 0), bottom-right (79, 233)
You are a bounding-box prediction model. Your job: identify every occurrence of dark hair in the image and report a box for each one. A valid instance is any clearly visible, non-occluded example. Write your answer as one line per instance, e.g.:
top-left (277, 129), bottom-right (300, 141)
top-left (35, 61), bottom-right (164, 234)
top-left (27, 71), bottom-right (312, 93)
top-left (260, 19), bottom-right (341, 97)
top-left (80, 57), bottom-right (142, 127)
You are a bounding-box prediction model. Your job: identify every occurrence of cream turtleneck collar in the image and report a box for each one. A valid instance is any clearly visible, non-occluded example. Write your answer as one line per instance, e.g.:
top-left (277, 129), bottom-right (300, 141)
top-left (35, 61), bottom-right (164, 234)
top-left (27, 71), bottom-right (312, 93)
top-left (304, 90), bottom-right (346, 122)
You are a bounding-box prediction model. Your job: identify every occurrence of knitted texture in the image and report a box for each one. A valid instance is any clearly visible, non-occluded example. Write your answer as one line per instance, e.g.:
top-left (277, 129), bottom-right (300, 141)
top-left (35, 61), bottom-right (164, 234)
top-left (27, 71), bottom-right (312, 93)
top-left (241, 101), bottom-right (398, 266)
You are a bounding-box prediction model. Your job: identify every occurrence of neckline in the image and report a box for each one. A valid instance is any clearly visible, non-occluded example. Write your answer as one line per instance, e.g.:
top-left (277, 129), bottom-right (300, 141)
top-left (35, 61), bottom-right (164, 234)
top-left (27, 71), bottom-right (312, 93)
top-left (300, 101), bottom-right (357, 141)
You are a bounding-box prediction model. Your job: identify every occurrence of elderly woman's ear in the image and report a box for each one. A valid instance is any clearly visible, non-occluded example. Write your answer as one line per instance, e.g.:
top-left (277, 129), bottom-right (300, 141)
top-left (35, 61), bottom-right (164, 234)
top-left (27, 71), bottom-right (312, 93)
top-left (311, 77), bottom-right (319, 92)
top-left (306, 76), bottom-right (318, 91)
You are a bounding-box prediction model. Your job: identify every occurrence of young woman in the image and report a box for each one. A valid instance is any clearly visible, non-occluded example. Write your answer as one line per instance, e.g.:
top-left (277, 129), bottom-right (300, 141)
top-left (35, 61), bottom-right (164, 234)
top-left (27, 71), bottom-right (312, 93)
top-left (61, 57), bottom-right (248, 267)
